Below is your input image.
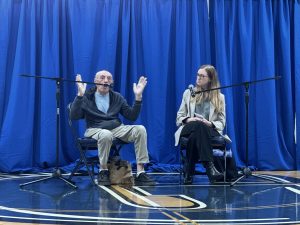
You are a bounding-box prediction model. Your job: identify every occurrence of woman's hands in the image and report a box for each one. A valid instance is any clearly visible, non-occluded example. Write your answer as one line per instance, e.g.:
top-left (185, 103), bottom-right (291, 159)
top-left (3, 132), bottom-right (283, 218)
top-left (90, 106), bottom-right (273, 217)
top-left (186, 117), bottom-right (213, 127)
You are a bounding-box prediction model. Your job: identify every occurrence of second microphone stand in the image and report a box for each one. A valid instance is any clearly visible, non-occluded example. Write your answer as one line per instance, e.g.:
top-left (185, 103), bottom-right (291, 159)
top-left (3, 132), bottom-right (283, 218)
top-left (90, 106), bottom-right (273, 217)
top-left (194, 76), bottom-right (285, 186)
top-left (230, 81), bottom-right (285, 186)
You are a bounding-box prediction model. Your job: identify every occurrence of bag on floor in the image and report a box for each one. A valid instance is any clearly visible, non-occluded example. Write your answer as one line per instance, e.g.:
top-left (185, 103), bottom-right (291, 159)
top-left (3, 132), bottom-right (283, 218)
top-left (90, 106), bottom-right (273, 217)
top-left (108, 156), bottom-right (134, 186)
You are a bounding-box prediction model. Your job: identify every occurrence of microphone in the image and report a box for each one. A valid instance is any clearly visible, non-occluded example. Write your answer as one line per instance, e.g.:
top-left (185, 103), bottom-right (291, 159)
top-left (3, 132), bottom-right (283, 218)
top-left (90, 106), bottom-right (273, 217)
top-left (188, 84), bottom-right (195, 97)
top-left (96, 83), bottom-right (114, 88)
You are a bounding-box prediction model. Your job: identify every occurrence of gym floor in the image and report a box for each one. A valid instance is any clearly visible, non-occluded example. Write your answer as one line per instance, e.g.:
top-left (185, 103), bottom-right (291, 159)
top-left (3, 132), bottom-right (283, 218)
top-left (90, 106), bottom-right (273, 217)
top-left (1, 171), bottom-right (300, 225)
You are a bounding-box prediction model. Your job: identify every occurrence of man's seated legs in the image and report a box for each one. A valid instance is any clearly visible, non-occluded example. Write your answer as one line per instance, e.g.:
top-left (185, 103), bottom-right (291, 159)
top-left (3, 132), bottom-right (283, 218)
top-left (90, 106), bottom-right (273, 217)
top-left (112, 124), bottom-right (155, 185)
top-left (85, 128), bottom-right (113, 185)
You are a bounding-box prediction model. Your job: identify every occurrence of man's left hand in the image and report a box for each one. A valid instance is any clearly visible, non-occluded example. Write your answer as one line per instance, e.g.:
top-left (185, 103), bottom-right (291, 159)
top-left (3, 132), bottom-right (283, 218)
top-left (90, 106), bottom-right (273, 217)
top-left (133, 76), bottom-right (147, 100)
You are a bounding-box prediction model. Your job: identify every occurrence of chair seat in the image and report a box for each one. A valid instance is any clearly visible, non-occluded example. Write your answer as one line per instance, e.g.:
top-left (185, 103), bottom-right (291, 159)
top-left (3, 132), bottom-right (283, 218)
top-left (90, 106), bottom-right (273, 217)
top-left (77, 137), bottom-right (97, 146)
top-left (178, 135), bottom-right (230, 184)
top-left (213, 149), bottom-right (232, 157)
top-left (180, 135), bottom-right (226, 150)
top-left (77, 137), bottom-right (127, 149)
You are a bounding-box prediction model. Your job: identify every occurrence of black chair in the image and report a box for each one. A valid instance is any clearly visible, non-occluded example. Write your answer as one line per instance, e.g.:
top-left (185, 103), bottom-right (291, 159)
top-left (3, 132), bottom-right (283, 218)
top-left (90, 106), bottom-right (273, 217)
top-left (67, 103), bottom-right (127, 185)
top-left (179, 135), bottom-right (232, 184)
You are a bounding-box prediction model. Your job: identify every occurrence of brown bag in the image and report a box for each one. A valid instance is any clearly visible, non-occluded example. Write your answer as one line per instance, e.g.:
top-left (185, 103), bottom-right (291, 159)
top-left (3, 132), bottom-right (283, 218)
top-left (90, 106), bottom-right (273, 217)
top-left (108, 156), bottom-right (134, 186)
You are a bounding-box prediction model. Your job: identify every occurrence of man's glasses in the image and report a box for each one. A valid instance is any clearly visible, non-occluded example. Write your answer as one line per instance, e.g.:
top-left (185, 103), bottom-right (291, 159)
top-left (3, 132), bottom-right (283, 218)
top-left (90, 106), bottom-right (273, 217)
top-left (96, 76), bottom-right (113, 81)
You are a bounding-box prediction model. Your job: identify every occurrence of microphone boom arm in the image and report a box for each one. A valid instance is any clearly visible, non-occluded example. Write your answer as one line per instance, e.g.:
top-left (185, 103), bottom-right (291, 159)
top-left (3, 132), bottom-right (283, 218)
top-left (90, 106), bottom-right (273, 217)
top-left (20, 74), bottom-right (113, 87)
top-left (193, 76), bottom-right (281, 95)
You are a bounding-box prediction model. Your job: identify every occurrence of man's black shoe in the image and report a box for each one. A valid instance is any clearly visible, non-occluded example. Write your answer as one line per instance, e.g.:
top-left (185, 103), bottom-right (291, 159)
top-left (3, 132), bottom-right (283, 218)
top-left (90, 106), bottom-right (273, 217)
top-left (97, 170), bottom-right (111, 186)
top-left (135, 173), bottom-right (156, 186)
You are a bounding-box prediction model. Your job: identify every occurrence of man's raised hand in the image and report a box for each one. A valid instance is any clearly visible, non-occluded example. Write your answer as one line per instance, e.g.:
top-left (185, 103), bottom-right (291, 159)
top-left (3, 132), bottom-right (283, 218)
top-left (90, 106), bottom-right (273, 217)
top-left (133, 76), bottom-right (147, 100)
top-left (76, 74), bottom-right (87, 96)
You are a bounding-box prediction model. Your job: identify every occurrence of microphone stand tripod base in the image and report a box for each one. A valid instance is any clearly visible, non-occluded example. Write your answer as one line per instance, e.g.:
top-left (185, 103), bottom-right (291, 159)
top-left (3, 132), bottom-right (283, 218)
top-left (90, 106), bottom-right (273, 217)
top-left (230, 167), bottom-right (252, 186)
top-left (19, 168), bottom-right (77, 188)
top-left (230, 167), bottom-right (287, 187)
top-left (243, 167), bottom-right (252, 176)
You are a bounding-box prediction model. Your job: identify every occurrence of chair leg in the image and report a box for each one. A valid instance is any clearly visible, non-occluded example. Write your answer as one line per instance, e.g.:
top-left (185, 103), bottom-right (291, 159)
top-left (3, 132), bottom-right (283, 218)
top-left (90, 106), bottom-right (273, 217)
top-left (71, 147), bottom-right (96, 185)
top-left (179, 151), bottom-right (182, 184)
top-left (81, 152), bottom-right (96, 185)
top-left (68, 159), bottom-right (84, 180)
top-left (179, 149), bottom-right (186, 185)
top-left (224, 150), bottom-right (227, 182)
top-left (212, 150), bottom-right (227, 183)
top-left (92, 163), bottom-right (95, 176)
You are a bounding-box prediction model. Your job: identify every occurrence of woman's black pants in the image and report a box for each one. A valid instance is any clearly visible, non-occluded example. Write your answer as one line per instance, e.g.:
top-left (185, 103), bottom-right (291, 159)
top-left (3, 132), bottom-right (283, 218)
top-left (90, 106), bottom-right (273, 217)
top-left (180, 121), bottom-right (220, 176)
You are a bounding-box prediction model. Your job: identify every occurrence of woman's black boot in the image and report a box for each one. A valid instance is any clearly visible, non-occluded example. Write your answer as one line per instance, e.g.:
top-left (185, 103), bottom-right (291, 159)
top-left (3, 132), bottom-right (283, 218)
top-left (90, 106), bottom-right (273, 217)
top-left (184, 174), bottom-right (193, 185)
top-left (203, 161), bottom-right (224, 184)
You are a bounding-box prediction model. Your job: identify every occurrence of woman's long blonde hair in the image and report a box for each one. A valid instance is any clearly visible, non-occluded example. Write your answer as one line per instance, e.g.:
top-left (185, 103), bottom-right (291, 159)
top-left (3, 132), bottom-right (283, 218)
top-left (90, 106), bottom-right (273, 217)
top-left (195, 65), bottom-right (224, 113)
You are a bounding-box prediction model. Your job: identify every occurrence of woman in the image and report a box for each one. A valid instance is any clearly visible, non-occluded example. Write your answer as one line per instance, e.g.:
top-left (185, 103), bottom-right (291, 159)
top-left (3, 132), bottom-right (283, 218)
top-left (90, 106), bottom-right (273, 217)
top-left (175, 65), bottom-right (225, 184)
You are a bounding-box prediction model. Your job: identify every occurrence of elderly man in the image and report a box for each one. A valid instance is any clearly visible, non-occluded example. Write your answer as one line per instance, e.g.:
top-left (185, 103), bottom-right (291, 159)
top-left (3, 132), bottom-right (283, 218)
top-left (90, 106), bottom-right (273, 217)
top-left (70, 70), bottom-right (155, 186)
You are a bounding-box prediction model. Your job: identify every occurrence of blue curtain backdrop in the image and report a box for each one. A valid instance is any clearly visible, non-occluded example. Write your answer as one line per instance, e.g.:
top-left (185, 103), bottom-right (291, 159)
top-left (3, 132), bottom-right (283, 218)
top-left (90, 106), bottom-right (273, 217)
top-left (0, 0), bottom-right (299, 172)
top-left (210, 0), bottom-right (300, 170)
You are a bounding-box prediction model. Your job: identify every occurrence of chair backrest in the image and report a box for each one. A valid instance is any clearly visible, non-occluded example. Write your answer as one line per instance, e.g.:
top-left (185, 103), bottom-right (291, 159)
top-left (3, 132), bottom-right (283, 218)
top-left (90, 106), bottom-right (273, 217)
top-left (67, 103), bottom-right (81, 141)
top-left (180, 135), bottom-right (226, 150)
top-left (67, 103), bottom-right (98, 152)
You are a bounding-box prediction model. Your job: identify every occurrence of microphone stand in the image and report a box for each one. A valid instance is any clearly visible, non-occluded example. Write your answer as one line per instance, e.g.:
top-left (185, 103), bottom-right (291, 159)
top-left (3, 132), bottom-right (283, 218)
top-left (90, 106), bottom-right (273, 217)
top-left (194, 76), bottom-right (284, 186)
top-left (19, 75), bottom-right (99, 189)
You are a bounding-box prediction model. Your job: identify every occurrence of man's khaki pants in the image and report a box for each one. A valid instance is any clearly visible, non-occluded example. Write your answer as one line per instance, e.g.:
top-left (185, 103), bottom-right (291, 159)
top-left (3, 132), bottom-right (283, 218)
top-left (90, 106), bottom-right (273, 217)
top-left (84, 124), bottom-right (149, 166)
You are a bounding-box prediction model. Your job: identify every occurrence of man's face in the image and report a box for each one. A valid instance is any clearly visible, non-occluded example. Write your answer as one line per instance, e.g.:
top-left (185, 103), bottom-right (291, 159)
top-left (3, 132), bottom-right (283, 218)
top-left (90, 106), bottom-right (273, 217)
top-left (94, 71), bottom-right (113, 94)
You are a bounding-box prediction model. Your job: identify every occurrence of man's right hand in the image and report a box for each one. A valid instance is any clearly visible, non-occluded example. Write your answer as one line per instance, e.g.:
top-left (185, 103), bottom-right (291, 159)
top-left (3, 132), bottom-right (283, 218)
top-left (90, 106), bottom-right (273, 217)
top-left (76, 74), bottom-right (87, 96)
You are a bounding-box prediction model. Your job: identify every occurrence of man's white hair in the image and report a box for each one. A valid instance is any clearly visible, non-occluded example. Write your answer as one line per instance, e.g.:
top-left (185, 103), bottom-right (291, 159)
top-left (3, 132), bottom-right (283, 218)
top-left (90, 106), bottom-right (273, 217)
top-left (95, 70), bottom-right (112, 78)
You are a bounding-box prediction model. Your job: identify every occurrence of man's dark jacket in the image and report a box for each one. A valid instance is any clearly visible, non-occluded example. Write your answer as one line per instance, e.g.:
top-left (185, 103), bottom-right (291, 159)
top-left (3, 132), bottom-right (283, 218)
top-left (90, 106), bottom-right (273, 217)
top-left (70, 87), bottom-right (142, 130)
